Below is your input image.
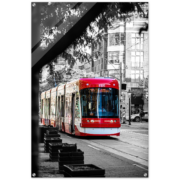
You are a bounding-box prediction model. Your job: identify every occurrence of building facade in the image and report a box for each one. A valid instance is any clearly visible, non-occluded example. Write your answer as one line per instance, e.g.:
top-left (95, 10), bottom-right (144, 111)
top-left (91, 15), bottom-right (149, 118)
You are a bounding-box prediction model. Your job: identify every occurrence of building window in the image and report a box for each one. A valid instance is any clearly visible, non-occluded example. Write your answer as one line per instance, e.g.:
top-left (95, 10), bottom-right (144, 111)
top-left (131, 33), bottom-right (144, 50)
top-left (120, 51), bottom-right (125, 63)
top-left (109, 33), bottom-right (125, 46)
top-left (108, 51), bottom-right (119, 64)
top-left (131, 70), bottom-right (144, 82)
top-left (131, 52), bottom-right (143, 68)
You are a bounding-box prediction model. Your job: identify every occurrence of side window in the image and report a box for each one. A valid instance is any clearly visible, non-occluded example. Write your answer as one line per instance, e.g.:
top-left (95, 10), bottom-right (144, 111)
top-left (68, 96), bottom-right (72, 118)
top-left (81, 94), bottom-right (87, 116)
top-left (55, 96), bottom-right (57, 116)
top-left (41, 100), bottom-right (43, 115)
top-left (75, 93), bottom-right (80, 118)
top-left (60, 96), bottom-right (64, 117)
top-left (65, 97), bottom-right (68, 117)
top-left (45, 99), bottom-right (47, 117)
top-left (50, 96), bottom-right (56, 116)
top-left (57, 96), bottom-right (60, 116)
top-left (48, 98), bottom-right (50, 116)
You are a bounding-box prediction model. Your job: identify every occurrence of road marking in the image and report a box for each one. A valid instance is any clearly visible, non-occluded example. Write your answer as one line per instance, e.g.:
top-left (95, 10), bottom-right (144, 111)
top-left (129, 148), bottom-right (148, 155)
top-left (121, 130), bottom-right (148, 136)
top-left (130, 148), bottom-right (139, 151)
top-left (129, 132), bottom-right (148, 136)
top-left (142, 151), bottom-right (148, 155)
top-left (121, 129), bottom-right (148, 131)
top-left (88, 145), bottom-right (100, 151)
top-left (119, 139), bottom-right (148, 149)
top-left (66, 135), bottom-right (72, 138)
top-left (133, 164), bottom-right (148, 171)
top-left (83, 140), bottom-right (148, 166)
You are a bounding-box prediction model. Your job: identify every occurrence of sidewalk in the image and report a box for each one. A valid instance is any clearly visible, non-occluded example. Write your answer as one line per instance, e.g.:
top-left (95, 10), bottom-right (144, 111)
top-left (38, 121), bottom-right (149, 178)
top-left (121, 121), bottom-right (148, 130)
top-left (38, 143), bottom-right (64, 177)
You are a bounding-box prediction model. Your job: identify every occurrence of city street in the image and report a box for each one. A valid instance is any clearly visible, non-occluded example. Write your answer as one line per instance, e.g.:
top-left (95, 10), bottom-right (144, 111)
top-left (31, 2), bottom-right (150, 177)
top-left (38, 122), bottom-right (148, 177)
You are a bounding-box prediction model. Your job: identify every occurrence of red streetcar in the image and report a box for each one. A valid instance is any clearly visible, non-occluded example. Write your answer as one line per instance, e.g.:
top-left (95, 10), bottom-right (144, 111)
top-left (41, 77), bottom-right (121, 136)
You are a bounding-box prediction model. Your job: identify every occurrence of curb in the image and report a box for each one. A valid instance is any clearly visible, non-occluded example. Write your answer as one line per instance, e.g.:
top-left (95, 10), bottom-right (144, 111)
top-left (121, 122), bottom-right (148, 129)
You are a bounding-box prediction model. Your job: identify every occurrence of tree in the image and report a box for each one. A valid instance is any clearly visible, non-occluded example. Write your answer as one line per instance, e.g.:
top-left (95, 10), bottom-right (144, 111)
top-left (34, 2), bottom-right (148, 90)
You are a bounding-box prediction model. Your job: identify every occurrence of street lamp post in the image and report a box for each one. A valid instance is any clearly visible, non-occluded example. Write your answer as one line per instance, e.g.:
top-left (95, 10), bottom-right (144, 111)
top-left (128, 90), bottom-right (131, 125)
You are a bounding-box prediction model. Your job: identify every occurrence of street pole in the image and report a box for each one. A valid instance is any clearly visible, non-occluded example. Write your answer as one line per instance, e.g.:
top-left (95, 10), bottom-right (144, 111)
top-left (119, 61), bottom-right (122, 103)
top-left (129, 95), bottom-right (131, 125)
top-left (119, 62), bottom-right (122, 122)
top-left (32, 68), bottom-right (39, 176)
top-left (102, 38), bottom-right (105, 77)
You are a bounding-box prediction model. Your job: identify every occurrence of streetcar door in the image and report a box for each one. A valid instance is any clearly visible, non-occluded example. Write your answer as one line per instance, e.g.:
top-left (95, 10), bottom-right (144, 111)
top-left (44, 99), bottom-right (47, 125)
top-left (61, 95), bottom-right (65, 132)
top-left (71, 93), bottom-right (75, 133)
top-left (48, 98), bottom-right (50, 125)
top-left (57, 96), bottom-right (60, 130)
top-left (41, 99), bottom-right (43, 123)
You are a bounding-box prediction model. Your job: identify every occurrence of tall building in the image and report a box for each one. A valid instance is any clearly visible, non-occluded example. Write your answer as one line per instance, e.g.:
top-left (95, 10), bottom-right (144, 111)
top-left (91, 13), bottom-right (149, 117)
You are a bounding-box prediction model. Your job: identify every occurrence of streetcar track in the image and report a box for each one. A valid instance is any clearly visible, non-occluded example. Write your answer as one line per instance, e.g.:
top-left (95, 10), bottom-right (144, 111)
top-left (133, 164), bottom-right (148, 171)
top-left (88, 145), bottom-right (100, 151)
top-left (62, 134), bottom-right (148, 167)
top-left (82, 139), bottom-right (148, 163)
top-left (118, 139), bottom-right (148, 149)
top-left (120, 130), bottom-right (148, 136)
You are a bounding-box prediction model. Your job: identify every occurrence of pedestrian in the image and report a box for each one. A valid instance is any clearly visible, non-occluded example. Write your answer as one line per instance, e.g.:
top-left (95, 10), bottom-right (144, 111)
top-left (120, 105), bottom-right (123, 124)
top-left (122, 107), bottom-right (126, 124)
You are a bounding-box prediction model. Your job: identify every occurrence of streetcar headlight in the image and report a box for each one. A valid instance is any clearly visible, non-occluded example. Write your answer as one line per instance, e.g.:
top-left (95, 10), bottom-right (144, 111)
top-left (87, 120), bottom-right (89, 122)
top-left (114, 120), bottom-right (116, 122)
top-left (91, 120), bottom-right (94, 123)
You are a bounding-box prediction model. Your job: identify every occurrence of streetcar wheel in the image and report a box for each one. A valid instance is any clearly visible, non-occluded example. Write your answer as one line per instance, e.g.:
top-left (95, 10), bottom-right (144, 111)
top-left (135, 117), bottom-right (140, 122)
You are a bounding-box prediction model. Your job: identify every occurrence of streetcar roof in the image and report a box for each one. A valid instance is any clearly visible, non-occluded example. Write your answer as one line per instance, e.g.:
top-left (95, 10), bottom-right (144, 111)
top-left (79, 77), bottom-right (119, 90)
top-left (80, 77), bottom-right (116, 80)
top-left (40, 77), bottom-right (119, 95)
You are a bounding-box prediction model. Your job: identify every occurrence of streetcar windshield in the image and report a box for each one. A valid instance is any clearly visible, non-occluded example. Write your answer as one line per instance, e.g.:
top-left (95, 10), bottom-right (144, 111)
top-left (80, 88), bottom-right (119, 118)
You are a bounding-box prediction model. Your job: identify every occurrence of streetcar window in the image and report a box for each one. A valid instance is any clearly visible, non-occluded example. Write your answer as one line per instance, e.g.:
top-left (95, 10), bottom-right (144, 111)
top-left (48, 98), bottom-right (50, 116)
top-left (80, 88), bottom-right (119, 118)
top-left (41, 100), bottom-right (43, 115)
top-left (45, 99), bottom-right (48, 117)
top-left (65, 96), bottom-right (71, 118)
top-left (75, 94), bottom-right (80, 118)
top-left (55, 96), bottom-right (57, 116)
top-left (58, 96), bottom-right (60, 116)
top-left (60, 96), bottom-right (64, 117)
top-left (65, 97), bottom-right (69, 117)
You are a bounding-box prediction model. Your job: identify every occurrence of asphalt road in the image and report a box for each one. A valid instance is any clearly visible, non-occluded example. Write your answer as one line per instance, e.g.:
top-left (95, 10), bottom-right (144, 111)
top-left (38, 123), bottom-right (148, 177)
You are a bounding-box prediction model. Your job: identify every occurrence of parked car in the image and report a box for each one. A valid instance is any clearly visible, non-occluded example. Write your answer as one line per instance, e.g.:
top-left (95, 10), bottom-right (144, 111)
top-left (130, 111), bottom-right (148, 122)
top-left (142, 111), bottom-right (148, 121)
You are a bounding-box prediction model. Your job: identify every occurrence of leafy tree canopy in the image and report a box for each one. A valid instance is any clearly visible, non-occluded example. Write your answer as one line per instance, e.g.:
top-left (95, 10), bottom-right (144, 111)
top-left (33, 2), bottom-right (148, 90)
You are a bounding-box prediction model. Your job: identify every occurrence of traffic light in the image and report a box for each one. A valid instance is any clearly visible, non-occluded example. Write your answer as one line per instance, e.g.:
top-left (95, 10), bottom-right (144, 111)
top-left (121, 83), bottom-right (126, 90)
